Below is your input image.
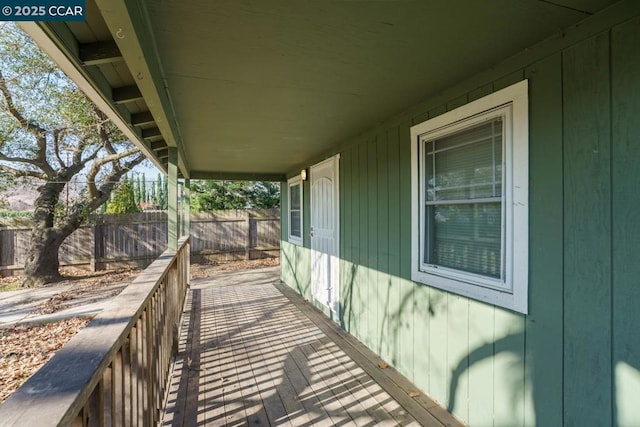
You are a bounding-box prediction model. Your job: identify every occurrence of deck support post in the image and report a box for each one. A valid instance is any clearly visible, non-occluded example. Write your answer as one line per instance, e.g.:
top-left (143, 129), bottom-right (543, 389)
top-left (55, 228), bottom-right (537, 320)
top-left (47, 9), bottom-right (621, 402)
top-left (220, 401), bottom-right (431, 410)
top-left (168, 147), bottom-right (178, 252)
top-left (184, 179), bottom-right (190, 238)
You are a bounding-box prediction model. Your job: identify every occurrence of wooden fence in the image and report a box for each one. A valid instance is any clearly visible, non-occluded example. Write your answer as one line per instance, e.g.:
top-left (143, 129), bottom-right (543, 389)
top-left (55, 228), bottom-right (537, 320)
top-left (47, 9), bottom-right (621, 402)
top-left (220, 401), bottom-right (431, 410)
top-left (0, 209), bottom-right (280, 275)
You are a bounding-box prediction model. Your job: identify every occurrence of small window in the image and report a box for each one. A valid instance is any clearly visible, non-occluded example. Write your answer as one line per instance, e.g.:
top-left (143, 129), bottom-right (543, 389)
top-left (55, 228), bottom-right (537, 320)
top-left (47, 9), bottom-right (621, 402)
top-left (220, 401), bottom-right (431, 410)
top-left (288, 176), bottom-right (303, 245)
top-left (410, 80), bottom-right (529, 313)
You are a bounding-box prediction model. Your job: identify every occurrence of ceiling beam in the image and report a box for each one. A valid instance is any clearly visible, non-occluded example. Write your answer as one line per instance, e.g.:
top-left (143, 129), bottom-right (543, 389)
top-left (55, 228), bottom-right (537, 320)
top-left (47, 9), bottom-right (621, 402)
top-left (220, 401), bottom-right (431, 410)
top-left (141, 127), bottom-right (162, 139)
top-left (79, 40), bottom-right (122, 66)
top-left (95, 0), bottom-right (190, 178)
top-left (131, 111), bottom-right (155, 126)
top-left (156, 148), bottom-right (169, 159)
top-left (149, 140), bottom-right (167, 150)
top-left (190, 171), bottom-right (286, 182)
top-left (112, 85), bottom-right (143, 104)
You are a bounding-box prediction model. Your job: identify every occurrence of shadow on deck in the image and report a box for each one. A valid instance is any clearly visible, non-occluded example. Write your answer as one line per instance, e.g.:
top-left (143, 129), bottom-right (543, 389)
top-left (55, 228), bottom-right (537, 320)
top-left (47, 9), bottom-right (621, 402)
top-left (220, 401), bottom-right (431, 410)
top-left (162, 267), bottom-right (461, 427)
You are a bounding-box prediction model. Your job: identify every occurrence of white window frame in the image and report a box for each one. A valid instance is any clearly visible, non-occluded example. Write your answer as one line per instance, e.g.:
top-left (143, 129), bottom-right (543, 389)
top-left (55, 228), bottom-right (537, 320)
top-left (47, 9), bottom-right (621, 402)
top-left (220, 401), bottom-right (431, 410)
top-left (410, 80), bottom-right (529, 314)
top-left (287, 176), bottom-right (303, 246)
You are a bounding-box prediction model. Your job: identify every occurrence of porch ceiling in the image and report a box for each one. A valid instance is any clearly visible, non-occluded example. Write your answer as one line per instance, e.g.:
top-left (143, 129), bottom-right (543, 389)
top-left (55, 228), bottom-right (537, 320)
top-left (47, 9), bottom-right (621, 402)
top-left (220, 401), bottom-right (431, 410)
top-left (24, 0), bottom-right (618, 179)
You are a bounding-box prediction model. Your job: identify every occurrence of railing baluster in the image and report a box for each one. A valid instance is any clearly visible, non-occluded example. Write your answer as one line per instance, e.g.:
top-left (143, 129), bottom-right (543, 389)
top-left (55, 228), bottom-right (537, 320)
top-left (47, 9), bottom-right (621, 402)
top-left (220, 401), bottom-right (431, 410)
top-left (123, 337), bottom-right (132, 426)
top-left (103, 366), bottom-right (113, 427)
top-left (129, 327), bottom-right (138, 427)
top-left (113, 349), bottom-right (123, 426)
top-left (147, 296), bottom-right (156, 425)
top-left (71, 411), bottom-right (83, 427)
top-left (87, 381), bottom-right (103, 427)
top-left (156, 286), bottom-right (162, 422)
top-left (159, 280), bottom-right (167, 416)
top-left (139, 313), bottom-right (146, 425)
top-left (135, 318), bottom-right (143, 426)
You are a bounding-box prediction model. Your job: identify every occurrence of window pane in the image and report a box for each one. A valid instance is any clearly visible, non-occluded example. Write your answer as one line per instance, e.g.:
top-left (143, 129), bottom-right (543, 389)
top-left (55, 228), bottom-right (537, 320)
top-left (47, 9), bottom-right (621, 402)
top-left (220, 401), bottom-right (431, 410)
top-left (425, 119), bottom-right (503, 201)
top-left (290, 211), bottom-right (301, 238)
top-left (436, 119), bottom-right (500, 151)
top-left (290, 183), bottom-right (301, 209)
top-left (426, 203), bottom-right (502, 278)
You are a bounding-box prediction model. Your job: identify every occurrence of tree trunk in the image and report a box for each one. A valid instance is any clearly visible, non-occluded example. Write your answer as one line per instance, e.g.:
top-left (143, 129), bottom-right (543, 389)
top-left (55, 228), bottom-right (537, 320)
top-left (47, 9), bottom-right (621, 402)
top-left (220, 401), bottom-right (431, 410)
top-left (21, 181), bottom-right (66, 288)
top-left (21, 228), bottom-right (64, 287)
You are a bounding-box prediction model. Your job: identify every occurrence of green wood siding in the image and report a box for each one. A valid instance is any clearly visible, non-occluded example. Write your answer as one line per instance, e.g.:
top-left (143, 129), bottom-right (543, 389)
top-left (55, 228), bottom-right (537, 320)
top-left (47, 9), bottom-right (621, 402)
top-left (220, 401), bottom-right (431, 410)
top-left (524, 53), bottom-right (564, 426)
top-left (563, 32), bottom-right (612, 426)
top-left (611, 17), bottom-right (640, 427)
top-left (280, 10), bottom-right (640, 426)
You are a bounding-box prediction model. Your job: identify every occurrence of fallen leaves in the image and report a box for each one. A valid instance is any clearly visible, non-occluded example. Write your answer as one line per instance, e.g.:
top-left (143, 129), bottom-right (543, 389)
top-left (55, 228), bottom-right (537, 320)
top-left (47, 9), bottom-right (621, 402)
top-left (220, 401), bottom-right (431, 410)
top-left (0, 317), bottom-right (90, 403)
top-left (36, 292), bottom-right (71, 315)
top-left (33, 269), bottom-right (136, 315)
top-left (408, 391), bottom-right (421, 398)
top-left (190, 258), bottom-right (279, 279)
top-left (378, 362), bottom-right (389, 369)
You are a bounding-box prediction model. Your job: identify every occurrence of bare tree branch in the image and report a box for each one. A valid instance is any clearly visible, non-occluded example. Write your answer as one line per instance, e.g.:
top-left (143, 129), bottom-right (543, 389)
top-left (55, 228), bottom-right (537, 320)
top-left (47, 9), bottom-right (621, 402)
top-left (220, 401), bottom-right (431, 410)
top-left (93, 147), bottom-right (140, 169)
top-left (97, 119), bottom-right (116, 155)
top-left (52, 129), bottom-right (65, 168)
top-left (86, 149), bottom-right (142, 199)
top-left (0, 164), bottom-right (47, 179)
top-left (0, 70), bottom-right (48, 136)
top-left (0, 150), bottom-right (43, 167)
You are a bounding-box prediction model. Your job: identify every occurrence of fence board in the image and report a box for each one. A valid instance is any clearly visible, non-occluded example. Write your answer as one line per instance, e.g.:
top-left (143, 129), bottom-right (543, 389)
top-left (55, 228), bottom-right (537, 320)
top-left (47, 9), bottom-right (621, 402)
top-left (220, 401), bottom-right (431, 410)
top-left (0, 209), bottom-right (280, 275)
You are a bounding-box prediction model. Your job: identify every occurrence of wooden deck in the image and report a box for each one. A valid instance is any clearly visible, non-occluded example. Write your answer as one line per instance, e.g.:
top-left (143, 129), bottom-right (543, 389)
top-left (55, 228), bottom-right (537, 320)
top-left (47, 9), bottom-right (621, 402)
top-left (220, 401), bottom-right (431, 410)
top-left (162, 267), bottom-right (462, 427)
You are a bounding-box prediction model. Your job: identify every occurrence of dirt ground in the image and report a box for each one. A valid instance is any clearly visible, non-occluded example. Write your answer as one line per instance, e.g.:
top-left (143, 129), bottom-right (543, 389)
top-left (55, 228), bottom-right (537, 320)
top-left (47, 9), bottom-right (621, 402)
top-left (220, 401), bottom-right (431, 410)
top-left (0, 257), bottom-right (279, 404)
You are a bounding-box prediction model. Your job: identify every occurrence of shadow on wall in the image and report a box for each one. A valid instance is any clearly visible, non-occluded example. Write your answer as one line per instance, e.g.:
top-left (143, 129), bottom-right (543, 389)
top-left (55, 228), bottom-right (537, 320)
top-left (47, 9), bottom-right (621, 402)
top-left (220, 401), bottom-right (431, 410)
top-left (447, 330), bottom-right (527, 422)
top-left (281, 246), bottom-right (309, 298)
top-left (283, 253), bottom-right (640, 425)
top-left (339, 263), bottom-right (357, 333)
top-left (339, 270), bottom-right (447, 370)
top-left (444, 327), bottom-right (640, 425)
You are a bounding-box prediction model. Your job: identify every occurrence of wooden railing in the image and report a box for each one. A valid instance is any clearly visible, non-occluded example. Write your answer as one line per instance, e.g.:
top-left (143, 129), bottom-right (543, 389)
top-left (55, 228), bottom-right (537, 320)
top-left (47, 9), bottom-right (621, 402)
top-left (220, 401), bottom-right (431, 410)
top-left (0, 237), bottom-right (191, 426)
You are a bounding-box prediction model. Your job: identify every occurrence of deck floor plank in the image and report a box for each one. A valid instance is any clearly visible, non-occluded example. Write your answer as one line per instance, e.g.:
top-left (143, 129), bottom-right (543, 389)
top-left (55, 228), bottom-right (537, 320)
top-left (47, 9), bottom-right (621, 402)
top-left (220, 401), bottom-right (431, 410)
top-left (162, 267), bottom-right (463, 427)
top-left (226, 285), bottom-right (292, 426)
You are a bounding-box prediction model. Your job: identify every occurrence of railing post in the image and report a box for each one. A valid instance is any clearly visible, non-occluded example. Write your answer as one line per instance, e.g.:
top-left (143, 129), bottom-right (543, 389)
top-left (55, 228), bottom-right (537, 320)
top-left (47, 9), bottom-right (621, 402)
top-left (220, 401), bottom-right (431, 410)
top-left (168, 147), bottom-right (178, 252)
top-left (245, 210), bottom-right (251, 260)
top-left (184, 179), bottom-right (190, 238)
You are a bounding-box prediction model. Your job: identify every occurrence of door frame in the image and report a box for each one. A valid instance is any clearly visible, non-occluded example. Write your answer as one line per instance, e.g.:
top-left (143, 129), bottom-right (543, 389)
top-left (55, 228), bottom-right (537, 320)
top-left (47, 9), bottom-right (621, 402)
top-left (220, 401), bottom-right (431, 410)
top-left (310, 154), bottom-right (340, 315)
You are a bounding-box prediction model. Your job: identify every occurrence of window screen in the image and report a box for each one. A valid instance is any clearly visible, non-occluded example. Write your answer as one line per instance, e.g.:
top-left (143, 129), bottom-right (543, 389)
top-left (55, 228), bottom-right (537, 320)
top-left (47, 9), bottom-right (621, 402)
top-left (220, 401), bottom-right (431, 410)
top-left (289, 182), bottom-right (301, 239)
top-left (423, 118), bottom-right (504, 279)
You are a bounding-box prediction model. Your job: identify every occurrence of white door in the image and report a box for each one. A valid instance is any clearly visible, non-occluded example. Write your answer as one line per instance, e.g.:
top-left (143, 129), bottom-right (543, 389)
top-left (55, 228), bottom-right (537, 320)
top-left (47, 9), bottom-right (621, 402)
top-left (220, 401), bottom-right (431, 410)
top-left (310, 155), bottom-right (340, 314)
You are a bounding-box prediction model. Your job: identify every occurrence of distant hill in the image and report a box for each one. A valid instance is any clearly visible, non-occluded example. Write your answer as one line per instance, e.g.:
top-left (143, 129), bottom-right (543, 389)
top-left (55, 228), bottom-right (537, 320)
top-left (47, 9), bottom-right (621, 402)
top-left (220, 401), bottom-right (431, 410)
top-left (3, 186), bottom-right (39, 211)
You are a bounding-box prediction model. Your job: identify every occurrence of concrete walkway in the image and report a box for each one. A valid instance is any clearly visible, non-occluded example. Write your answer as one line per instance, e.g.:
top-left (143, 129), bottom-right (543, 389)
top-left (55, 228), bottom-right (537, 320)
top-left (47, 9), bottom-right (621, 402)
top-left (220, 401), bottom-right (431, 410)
top-left (0, 279), bottom-right (128, 328)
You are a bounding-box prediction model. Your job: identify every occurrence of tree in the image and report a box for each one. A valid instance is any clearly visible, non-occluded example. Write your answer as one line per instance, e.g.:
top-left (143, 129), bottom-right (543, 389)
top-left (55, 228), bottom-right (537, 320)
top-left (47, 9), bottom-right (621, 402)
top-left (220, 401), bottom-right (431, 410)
top-left (155, 173), bottom-right (168, 210)
top-left (141, 173), bottom-right (147, 203)
top-left (106, 176), bottom-right (140, 214)
top-left (0, 23), bottom-right (145, 287)
top-left (149, 174), bottom-right (157, 207)
top-left (245, 181), bottom-right (280, 208)
top-left (189, 180), bottom-right (280, 212)
top-left (133, 174), bottom-right (140, 205)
